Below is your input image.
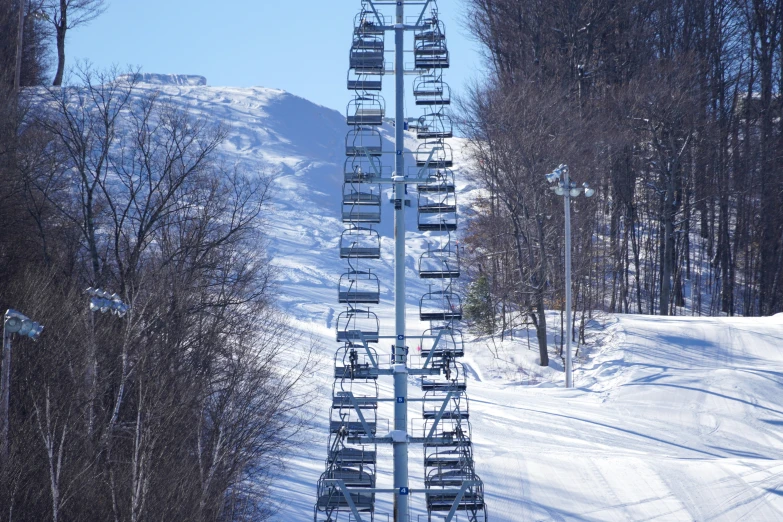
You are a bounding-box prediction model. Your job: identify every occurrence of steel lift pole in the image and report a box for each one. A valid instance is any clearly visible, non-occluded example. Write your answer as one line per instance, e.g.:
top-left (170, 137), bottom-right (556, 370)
top-left (392, 1), bottom-right (409, 521)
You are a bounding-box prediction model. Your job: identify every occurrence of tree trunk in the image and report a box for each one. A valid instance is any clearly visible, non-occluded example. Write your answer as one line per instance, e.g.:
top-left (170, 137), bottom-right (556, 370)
top-left (53, 0), bottom-right (67, 86)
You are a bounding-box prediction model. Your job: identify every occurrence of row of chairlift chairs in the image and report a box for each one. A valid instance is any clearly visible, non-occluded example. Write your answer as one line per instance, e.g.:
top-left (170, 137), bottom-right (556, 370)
top-left (411, 13), bottom-right (486, 522)
top-left (316, 4), bottom-right (485, 521)
top-left (316, 9), bottom-right (388, 521)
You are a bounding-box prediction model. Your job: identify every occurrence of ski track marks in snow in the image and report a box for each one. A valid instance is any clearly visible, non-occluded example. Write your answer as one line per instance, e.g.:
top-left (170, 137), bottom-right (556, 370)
top-left (134, 81), bottom-right (783, 521)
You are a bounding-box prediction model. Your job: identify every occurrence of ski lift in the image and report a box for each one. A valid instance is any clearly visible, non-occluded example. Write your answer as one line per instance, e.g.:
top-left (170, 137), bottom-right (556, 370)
top-left (347, 94), bottom-right (385, 126)
top-left (417, 111), bottom-right (453, 139)
top-left (422, 390), bottom-right (469, 420)
top-left (349, 35), bottom-right (385, 73)
top-left (338, 270), bottom-right (381, 304)
top-left (419, 326), bottom-right (464, 358)
top-left (419, 247), bottom-right (460, 279)
top-left (417, 168), bottom-right (455, 193)
top-left (413, 74), bottom-right (451, 105)
top-left (421, 370), bottom-right (467, 392)
top-left (342, 182), bottom-right (382, 223)
top-left (353, 9), bottom-right (385, 36)
top-left (415, 17), bottom-right (447, 43)
top-left (414, 24), bottom-right (450, 70)
top-left (420, 289), bottom-right (462, 320)
top-left (346, 127), bottom-right (383, 156)
top-left (340, 226), bottom-right (381, 259)
top-left (348, 72), bottom-right (383, 91)
top-left (336, 307), bottom-right (379, 343)
top-left (416, 141), bottom-right (453, 167)
top-left (417, 210), bottom-right (457, 232)
top-left (418, 191), bottom-right (456, 214)
top-left (344, 155), bottom-right (383, 182)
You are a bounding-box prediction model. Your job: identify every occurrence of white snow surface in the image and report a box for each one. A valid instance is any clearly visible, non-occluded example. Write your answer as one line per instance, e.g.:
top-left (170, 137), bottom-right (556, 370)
top-left (136, 82), bottom-right (783, 521)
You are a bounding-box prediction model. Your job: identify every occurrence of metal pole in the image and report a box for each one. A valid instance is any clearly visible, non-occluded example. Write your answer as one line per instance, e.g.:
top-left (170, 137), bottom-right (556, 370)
top-left (0, 326), bottom-right (12, 460)
top-left (14, 0), bottom-right (26, 96)
top-left (392, 1), bottom-right (409, 520)
top-left (563, 169), bottom-right (573, 388)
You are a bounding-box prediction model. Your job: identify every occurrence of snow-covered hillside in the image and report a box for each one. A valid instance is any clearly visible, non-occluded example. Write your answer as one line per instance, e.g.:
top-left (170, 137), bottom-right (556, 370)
top-left (137, 78), bottom-right (783, 521)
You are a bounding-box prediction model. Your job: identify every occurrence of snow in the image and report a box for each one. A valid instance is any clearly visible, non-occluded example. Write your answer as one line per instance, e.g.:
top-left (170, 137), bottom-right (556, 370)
top-left (134, 80), bottom-right (783, 520)
top-left (120, 73), bottom-right (207, 86)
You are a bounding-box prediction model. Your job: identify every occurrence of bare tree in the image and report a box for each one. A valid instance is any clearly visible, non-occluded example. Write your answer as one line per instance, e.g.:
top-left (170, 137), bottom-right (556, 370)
top-left (41, 0), bottom-right (107, 86)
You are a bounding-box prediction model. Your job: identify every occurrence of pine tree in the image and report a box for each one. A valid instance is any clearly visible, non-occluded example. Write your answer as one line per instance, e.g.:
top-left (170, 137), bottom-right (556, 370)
top-left (464, 274), bottom-right (496, 335)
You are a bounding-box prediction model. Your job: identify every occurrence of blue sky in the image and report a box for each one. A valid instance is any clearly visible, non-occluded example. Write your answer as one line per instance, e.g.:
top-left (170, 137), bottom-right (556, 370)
top-left (68, 0), bottom-right (485, 114)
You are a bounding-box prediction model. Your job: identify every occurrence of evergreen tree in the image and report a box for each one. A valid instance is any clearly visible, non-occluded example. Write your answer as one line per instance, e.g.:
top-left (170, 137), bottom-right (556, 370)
top-left (464, 274), bottom-right (496, 335)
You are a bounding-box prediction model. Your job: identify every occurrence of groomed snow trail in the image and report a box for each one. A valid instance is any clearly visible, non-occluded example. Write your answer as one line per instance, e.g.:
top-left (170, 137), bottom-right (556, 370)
top-left (128, 80), bottom-right (783, 521)
top-left (465, 314), bottom-right (783, 522)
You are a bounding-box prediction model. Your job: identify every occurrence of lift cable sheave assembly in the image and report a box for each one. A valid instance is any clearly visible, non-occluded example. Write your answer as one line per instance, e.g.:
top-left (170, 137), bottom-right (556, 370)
top-left (315, 1), bottom-right (487, 521)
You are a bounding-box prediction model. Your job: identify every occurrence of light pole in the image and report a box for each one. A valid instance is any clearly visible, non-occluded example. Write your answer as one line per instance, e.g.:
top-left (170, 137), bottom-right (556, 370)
top-left (84, 288), bottom-right (129, 437)
top-left (545, 164), bottom-right (594, 388)
top-left (1, 309), bottom-right (44, 460)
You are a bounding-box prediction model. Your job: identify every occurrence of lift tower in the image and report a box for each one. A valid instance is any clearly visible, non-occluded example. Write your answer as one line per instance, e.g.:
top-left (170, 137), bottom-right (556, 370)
top-left (315, 1), bottom-right (486, 521)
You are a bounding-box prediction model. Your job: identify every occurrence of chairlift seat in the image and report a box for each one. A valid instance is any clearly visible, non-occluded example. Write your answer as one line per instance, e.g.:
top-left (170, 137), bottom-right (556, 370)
top-left (330, 420), bottom-right (376, 435)
top-left (348, 79), bottom-right (384, 90)
top-left (324, 467), bottom-right (376, 488)
top-left (332, 395), bottom-right (379, 409)
top-left (316, 491), bottom-right (375, 511)
top-left (335, 365), bottom-right (378, 380)
top-left (417, 219), bottom-right (458, 232)
top-left (421, 379), bottom-right (467, 391)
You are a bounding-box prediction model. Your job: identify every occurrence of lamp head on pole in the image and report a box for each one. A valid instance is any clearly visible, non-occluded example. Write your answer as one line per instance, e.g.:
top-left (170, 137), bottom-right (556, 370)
top-left (4, 309), bottom-right (44, 340)
top-left (85, 288), bottom-right (130, 317)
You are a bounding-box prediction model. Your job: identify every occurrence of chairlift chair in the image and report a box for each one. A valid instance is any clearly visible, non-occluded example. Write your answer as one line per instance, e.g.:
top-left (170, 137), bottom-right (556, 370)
top-left (344, 155), bottom-right (383, 182)
top-left (338, 270), bottom-right (381, 304)
top-left (340, 226), bottom-right (381, 259)
top-left (413, 74), bottom-right (451, 105)
top-left (346, 127), bottom-right (383, 156)
top-left (415, 18), bottom-right (447, 42)
top-left (418, 246), bottom-right (460, 279)
top-left (347, 95), bottom-right (385, 126)
top-left (354, 9), bottom-right (385, 36)
top-left (420, 289), bottom-right (462, 320)
top-left (417, 111), bottom-right (453, 139)
top-left (422, 391), bottom-right (469, 420)
top-left (416, 141), bottom-right (453, 167)
top-left (348, 74), bottom-right (384, 91)
top-left (417, 212), bottom-right (457, 232)
top-left (415, 39), bottom-right (450, 70)
top-left (418, 191), bottom-right (456, 214)
top-left (342, 182), bottom-right (382, 223)
top-left (336, 307), bottom-right (380, 343)
top-left (419, 326), bottom-right (464, 357)
top-left (417, 168), bottom-right (455, 193)
top-left (349, 38), bottom-right (385, 73)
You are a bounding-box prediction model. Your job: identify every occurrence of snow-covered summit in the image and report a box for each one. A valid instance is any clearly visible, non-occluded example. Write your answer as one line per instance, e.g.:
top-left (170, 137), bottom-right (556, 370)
top-left (120, 73), bottom-right (207, 86)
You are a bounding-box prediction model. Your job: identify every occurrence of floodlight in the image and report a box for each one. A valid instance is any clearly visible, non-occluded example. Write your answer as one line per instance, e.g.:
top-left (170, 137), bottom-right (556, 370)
top-left (29, 323), bottom-right (43, 340)
top-left (4, 309), bottom-right (43, 339)
top-left (18, 320), bottom-right (33, 336)
top-left (585, 187), bottom-right (595, 197)
top-left (570, 188), bottom-right (581, 197)
top-left (554, 186), bottom-right (565, 196)
top-left (87, 288), bottom-right (129, 317)
top-left (4, 316), bottom-right (21, 334)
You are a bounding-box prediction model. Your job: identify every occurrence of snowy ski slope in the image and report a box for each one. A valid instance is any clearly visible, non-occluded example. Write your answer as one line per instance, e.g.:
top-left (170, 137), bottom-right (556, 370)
top-left (137, 78), bottom-right (783, 521)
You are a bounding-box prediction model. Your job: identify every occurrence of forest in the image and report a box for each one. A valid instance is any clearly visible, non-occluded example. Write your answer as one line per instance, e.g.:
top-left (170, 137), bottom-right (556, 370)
top-left (460, 0), bottom-right (783, 365)
top-left (0, 1), bottom-right (309, 520)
